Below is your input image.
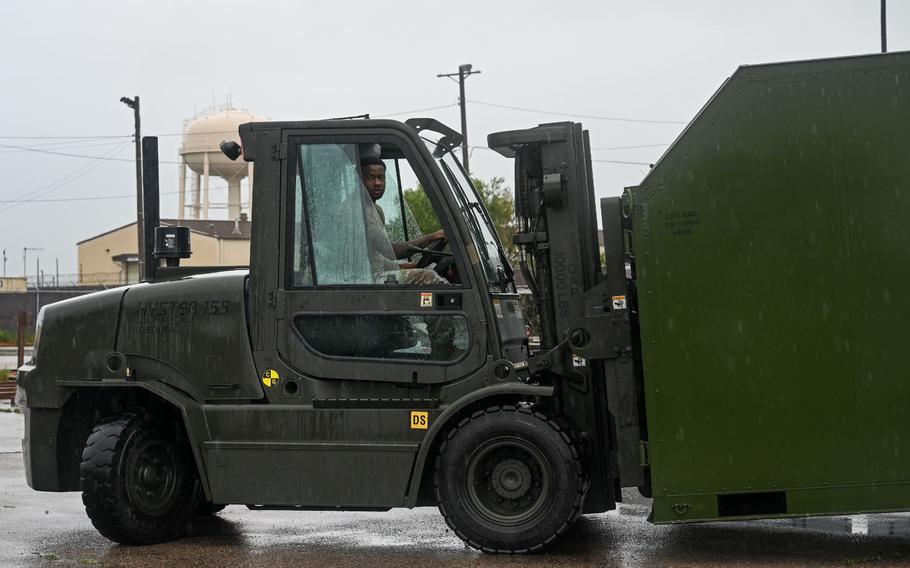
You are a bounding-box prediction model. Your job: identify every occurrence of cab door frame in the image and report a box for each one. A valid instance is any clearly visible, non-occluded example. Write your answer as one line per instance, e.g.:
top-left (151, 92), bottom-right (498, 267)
top-left (272, 122), bottom-right (494, 384)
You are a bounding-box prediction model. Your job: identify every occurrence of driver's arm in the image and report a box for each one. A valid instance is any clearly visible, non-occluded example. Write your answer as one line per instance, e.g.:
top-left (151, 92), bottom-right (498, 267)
top-left (391, 229), bottom-right (446, 260)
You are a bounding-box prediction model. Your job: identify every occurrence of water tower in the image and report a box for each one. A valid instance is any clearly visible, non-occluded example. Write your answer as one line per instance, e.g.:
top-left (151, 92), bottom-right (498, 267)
top-left (178, 106), bottom-right (267, 220)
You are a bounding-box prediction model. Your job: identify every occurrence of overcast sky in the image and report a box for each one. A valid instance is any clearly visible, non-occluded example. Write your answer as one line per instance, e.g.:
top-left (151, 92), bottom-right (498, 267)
top-left (1, 0), bottom-right (908, 278)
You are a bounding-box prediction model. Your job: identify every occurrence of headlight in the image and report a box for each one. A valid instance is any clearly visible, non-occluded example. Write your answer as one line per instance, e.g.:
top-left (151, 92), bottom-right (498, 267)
top-left (29, 307), bottom-right (45, 365)
top-left (14, 384), bottom-right (26, 407)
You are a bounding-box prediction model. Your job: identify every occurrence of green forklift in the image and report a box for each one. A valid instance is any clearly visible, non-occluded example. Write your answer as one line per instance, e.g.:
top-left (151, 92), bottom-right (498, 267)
top-left (16, 51), bottom-right (910, 553)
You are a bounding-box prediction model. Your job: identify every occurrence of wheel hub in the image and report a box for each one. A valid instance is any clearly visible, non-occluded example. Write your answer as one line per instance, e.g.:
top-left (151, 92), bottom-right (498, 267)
top-left (490, 458), bottom-right (531, 499)
top-left (465, 438), bottom-right (552, 526)
top-left (140, 460), bottom-right (164, 486)
top-left (127, 442), bottom-right (179, 515)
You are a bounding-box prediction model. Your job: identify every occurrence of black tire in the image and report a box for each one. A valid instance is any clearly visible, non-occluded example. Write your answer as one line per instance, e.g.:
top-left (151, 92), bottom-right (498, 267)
top-left (434, 405), bottom-right (587, 554)
top-left (80, 410), bottom-right (196, 544)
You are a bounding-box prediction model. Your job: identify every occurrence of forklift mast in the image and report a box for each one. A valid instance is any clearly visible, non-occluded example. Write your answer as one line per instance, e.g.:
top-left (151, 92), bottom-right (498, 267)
top-left (489, 122), bottom-right (644, 506)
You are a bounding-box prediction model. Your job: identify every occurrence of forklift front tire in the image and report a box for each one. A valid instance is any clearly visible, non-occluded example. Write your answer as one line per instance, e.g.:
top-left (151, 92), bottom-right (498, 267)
top-left (434, 405), bottom-right (587, 553)
top-left (80, 409), bottom-right (196, 544)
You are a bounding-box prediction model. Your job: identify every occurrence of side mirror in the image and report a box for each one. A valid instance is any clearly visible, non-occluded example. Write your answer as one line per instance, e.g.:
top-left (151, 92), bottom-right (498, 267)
top-left (220, 140), bottom-right (243, 161)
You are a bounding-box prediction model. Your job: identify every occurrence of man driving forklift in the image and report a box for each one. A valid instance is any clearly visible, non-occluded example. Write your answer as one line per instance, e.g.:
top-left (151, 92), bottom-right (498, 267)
top-left (360, 155), bottom-right (452, 285)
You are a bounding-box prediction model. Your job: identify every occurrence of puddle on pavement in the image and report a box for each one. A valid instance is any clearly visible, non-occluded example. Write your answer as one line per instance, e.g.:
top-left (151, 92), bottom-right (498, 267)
top-left (753, 514), bottom-right (910, 536)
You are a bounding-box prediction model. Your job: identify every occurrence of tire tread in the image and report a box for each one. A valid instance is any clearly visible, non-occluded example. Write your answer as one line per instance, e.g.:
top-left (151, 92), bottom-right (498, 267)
top-left (79, 409), bottom-right (193, 544)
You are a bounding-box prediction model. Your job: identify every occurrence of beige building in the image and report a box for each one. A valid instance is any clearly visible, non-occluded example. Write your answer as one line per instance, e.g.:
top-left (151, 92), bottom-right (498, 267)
top-left (0, 277), bottom-right (27, 293)
top-left (77, 218), bottom-right (251, 285)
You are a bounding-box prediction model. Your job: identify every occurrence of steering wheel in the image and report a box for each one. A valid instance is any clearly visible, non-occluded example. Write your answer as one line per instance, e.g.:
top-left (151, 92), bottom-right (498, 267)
top-left (433, 254), bottom-right (459, 284)
top-left (414, 238), bottom-right (451, 269)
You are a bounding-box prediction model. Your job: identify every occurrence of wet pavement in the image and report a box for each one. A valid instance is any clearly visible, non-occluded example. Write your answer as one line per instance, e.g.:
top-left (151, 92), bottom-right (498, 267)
top-left (3, 408), bottom-right (910, 567)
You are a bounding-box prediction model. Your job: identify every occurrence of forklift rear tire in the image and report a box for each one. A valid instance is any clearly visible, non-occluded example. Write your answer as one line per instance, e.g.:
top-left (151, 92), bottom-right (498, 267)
top-left (80, 409), bottom-right (196, 544)
top-left (434, 405), bottom-right (587, 553)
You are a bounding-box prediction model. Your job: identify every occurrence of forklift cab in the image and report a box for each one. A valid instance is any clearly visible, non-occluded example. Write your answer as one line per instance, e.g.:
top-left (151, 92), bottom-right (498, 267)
top-left (240, 117), bottom-right (526, 387)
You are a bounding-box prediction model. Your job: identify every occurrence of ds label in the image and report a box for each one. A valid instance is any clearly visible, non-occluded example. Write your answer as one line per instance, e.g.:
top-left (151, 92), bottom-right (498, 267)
top-left (410, 411), bottom-right (429, 430)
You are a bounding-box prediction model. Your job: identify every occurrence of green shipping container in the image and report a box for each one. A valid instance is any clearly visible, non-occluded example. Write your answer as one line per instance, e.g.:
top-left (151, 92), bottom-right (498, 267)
top-left (628, 51), bottom-right (910, 523)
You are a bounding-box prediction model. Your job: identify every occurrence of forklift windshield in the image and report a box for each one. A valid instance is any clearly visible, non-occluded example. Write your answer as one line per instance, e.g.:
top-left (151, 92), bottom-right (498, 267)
top-left (429, 143), bottom-right (514, 293)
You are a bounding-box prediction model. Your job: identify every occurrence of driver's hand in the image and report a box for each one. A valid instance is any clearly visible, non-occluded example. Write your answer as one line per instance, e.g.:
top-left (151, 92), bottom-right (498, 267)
top-left (430, 229), bottom-right (446, 242)
top-left (399, 262), bottom-right (418, 269)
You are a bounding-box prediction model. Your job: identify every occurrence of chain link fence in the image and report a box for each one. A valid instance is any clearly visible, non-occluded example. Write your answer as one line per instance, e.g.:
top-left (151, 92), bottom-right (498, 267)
top-left (25, 272), bottom-right (134, 288)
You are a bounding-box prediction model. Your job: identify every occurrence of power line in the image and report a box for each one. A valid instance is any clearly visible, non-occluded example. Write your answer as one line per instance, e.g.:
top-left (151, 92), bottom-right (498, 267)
top-left (0, 142), bottom-right (132, 212)
top-left (0, 142), bottom-right (140, 162)
top-left (2, 129), bottom-right (252, 139)
top-left (592, 159), bottom-right (652, 166)
top-left (0, 142), bottom-right (186, 164)
top-left (0, 134), bottom-right (131, 140)
top-left (374, 103), bottom-right (459, 118)
top-left (0, 105), bottom-right (458, 143)
top-left (0, 190), bottom-right (182, 204)
top-left (468, 100), bottom-right (687, 125)
top-left (0, 139), bottom-right (130, 154)
top-left (470, 144), bottom-right (652, 165)
top-left (472, 143), bottom-right (668, 153)
top-left (591, 143), bottom-right (670, 150)
top-left (2, 174), bottom-right (237, 204)
top-left (0, 100), bottom-right (682, 148)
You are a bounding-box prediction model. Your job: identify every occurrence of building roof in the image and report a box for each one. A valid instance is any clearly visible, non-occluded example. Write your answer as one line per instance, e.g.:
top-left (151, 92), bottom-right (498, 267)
top-left (78, 218), bottom-right (251, 246)
top-left (77, 220), bottom-right (136, 245)
top-left (166, 218), bottom-right (251, 240)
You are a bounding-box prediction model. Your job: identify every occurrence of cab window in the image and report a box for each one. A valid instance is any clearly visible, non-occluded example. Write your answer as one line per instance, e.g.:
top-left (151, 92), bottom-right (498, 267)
top-left (290, 141), bottom-right (454, 287)
top-left (296, 313), bottom-right (470, 362)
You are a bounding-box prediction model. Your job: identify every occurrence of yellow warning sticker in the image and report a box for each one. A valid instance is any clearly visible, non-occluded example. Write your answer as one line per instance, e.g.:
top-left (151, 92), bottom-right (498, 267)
top-left (611, 295), bottom-right (627, 310)
top-left (410, 411), bottom-right (429, 430)
top-left (261, 369), bottom-right (281, 388)
top-left (420, 292), bottom-right (433, 308)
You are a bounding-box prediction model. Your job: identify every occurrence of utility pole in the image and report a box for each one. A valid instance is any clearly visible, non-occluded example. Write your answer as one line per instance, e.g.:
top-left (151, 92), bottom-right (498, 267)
top-left (437, 63), bottom-right (481, 174)
top-left (120, 96), bottom-right (144, 280)
top-left (881, 0), bottom-right (888, 53)
top-left (2, 249), bottom-right (6, 277)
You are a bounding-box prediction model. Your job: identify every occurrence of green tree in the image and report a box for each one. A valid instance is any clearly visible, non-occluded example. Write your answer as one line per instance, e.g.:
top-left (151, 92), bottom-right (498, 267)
top-left (403, 176), bottom-right (517, 259)
top-left (402, 185), bottom-right (441, 233)
top-left (471, 176), bottom-right (517, 260)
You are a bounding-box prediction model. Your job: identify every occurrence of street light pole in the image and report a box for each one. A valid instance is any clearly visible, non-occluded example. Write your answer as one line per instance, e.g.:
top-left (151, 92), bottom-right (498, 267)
top-left (437, 64), bottom-right (481, 174)
top-left (120, 96), bottom-right (144, 280)
top-left (22, 247), bottom-right (42, 281)
top-left (23, 246), bottom-right (44, 318)
top-left (35, 257), bottom-right (40, 323)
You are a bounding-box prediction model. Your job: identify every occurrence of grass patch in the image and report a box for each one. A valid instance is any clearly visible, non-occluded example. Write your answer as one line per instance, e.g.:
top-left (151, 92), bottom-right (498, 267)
top-left (0, 328), bottom-right (34, 345)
